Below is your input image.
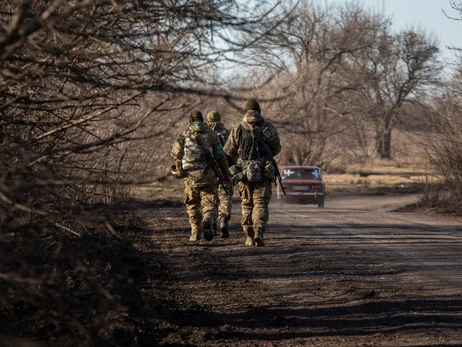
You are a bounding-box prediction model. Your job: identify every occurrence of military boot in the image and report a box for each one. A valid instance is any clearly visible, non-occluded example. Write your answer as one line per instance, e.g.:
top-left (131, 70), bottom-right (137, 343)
top-left (219, 217), bottom-right (229, 238)
top-left (244, 228), bottom-right (255, 246)
top-left (254, 231), bottom-right (265, 247)
top-left (189, 230), bottom-right (202, 242)
top-left (203, 218), bottom-right (214, 241)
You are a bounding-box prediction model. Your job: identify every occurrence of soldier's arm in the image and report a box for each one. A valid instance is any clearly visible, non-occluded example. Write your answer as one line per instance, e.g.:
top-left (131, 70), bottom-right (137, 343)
top-left (271, 141), bottom-right (282, 157)
top-left (223, 126), bottom-right (238, 159)
top-left (171, 134), bottom-right (185, 160)
top-left (263, 123), bottom-right (282, 156)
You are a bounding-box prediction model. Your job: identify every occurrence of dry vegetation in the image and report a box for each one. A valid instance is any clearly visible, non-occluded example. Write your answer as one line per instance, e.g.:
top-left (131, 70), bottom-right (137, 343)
top-left (1, 0), bottom-right (462, 345)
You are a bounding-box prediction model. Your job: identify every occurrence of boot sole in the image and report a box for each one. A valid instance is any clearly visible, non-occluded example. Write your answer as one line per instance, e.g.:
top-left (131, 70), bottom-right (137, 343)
top-left (254, 237), bottom-right (265, 247)
top-left (203, 221), bottom-right (214, 241)
top-left (220, 226), bottom-right (229, 238)
top-left (204, 230), bottom-right (213, 241)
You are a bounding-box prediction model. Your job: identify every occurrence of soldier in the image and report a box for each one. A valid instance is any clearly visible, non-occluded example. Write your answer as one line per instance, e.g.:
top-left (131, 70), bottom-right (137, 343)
top-left (171, 111), bottom-right (232, 242)
top-left (206, 110), bottom-right (233, 238)
top-left (224, 99), bottom-right (282, 247)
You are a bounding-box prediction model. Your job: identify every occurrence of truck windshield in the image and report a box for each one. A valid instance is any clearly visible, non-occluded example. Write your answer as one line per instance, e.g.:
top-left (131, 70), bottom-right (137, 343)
top-left (282, 168), bottom-right (322, 181)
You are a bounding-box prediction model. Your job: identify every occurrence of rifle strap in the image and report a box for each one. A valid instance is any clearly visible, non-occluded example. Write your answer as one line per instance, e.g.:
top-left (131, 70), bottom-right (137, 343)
top-left (241, 121), bottom-right (267, 143)
top-left (194, 135), bottom-right (211, 174)
top-left (194, 134), bottom-right (209, 154)
top-left (240, 121), bottom-right (253, 133)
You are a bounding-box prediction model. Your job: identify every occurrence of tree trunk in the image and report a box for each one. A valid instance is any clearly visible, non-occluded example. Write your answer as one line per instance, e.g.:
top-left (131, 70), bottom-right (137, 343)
top-left (376, 128), bottom-right (392, 159)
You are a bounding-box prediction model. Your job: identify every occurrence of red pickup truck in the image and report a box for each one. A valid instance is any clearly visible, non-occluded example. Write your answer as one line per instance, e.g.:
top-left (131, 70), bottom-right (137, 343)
top-left (277, 166), bottom-right (325, 208)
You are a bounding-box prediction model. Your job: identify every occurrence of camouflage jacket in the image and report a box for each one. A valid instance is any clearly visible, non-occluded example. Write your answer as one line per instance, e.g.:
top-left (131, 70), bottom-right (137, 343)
top-left (209, 121), bottom-right (235, 167)
top-left (171, 121), bottom-right (229, 186)
top-left (209, 122), bottom-right (230, 147)
top-left (224, 110), bottom-right (281, 167)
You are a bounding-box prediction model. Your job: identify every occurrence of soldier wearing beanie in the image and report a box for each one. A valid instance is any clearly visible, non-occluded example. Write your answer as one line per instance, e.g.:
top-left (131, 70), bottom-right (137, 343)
top-left (206, 110), bottom-right (234, 238)
top-left (171, 111), bottom-right (231, 242)
top-left (223, 99), bottom-right (282, 247)
top-left (189, 110), bottom-right (204, 123)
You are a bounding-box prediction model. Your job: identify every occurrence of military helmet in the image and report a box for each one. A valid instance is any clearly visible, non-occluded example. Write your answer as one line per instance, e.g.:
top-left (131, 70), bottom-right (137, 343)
top-left (206, 110), bottom-right (221, 122)
top-left (189, 111), bottom-right (204, 123)
top-left (244, 99), bottom-right (261, 113)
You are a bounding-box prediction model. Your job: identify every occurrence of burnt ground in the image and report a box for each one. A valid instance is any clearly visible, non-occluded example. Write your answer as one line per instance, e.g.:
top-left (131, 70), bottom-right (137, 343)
top-left (3, 191), bottom-right (462, 346)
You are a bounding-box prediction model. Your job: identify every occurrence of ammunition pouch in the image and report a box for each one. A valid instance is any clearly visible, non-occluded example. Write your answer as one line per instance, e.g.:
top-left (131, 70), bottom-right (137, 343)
top-left (234, 158), bottom-right (275, 183)
top-left (246, 160), bottom-right (262, 182)
top-left (229, 165), bottom-right (241, 177)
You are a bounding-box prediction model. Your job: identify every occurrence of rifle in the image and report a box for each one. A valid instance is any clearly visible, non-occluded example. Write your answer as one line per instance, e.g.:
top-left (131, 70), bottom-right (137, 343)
top-left (195, 135), bottom-right (230, 195)
top-left (249, 126), bottom-right (286, 196)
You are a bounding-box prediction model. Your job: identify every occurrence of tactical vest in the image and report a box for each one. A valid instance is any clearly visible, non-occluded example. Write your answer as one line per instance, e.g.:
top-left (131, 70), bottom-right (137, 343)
top-left (238, 122), bottom-right (267, 161)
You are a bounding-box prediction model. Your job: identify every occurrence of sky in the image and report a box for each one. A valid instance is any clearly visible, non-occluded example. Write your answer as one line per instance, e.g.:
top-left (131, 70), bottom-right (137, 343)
top-left (328, 0), bottom-right (462, 62)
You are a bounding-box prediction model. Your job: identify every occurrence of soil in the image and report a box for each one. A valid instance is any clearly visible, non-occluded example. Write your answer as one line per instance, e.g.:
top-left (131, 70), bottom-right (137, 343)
top-left (4, 189), bottom-right (462, 346)
top-left (129, 192), bottom-right (462, 346)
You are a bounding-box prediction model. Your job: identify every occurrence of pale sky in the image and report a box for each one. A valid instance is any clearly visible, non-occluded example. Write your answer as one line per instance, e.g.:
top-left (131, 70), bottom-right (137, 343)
top-left (328, 0), bottom-right (462, 62)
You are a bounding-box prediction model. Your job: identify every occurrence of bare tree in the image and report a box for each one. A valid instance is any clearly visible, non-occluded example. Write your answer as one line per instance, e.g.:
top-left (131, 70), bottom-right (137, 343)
top-left (0, 0), bottom-right (290, 343)
top-left (353, 27), bottom-right (441, 158)
top-left (236, 1), bottom-right (390, 168)
top-left (233, 0), bottom-right (442, 165)
top-left (0, 0), bottom-right (287, 216)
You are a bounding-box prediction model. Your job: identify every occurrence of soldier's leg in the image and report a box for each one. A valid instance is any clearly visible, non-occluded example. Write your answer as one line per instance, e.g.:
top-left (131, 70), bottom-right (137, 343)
top-left (184, 182), bottom-right (202, 241)
top-left (212, 185), bottom-right (219, 236)
top-left (252, 180), bottom-right (272, 247)
top-left (217, 184), bottom-right (232, 238)
top-left (238, 182), bottom-right (255, 246)
top-left (201, 184), bottom-right (218, 241)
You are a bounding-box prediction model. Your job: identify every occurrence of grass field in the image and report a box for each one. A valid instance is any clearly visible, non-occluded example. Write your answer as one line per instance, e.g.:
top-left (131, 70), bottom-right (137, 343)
top-left (324, 158), bottom-right (442, 196)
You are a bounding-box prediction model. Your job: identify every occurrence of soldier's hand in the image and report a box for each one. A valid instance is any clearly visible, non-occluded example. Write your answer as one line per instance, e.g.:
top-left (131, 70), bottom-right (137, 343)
top-left (171, 165), bottom-right (187, 179)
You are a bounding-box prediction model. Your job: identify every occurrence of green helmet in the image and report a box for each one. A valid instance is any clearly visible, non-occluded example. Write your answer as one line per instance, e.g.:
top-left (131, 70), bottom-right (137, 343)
top-left (206, 110), bottom-right (221, 122)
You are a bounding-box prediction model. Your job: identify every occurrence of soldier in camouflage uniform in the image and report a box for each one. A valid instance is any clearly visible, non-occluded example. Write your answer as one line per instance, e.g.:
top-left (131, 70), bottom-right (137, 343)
top-left (171, 111), bottom-right (231, 242)
top-left (206, 110), bottom-right (233, 238)
top-left (224, 100), bottom-right (281, 247)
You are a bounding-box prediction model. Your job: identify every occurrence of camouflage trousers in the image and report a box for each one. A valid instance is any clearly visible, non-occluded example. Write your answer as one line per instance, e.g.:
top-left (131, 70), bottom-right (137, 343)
top-left (238, 179), bottom-right (272, 235)
top-left (183, 180), bottom-right (218, 235)
top-left (217, 183), bottom-right (233, 221)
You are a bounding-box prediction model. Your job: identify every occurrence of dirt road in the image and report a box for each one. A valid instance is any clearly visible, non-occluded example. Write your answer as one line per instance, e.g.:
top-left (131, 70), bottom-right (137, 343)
top-left (139, 194), bottom-right (462, 346)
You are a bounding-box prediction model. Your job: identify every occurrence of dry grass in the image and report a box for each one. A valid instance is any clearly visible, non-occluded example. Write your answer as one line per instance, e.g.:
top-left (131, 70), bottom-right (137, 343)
top-left (345, 158), bottom-right (429, 174)
top-left (324, 172), bottom-right (441, 189)
top-left (136, 151), bottom-right (443, 202)
top-left (324, 156), bottom-right (443, 195)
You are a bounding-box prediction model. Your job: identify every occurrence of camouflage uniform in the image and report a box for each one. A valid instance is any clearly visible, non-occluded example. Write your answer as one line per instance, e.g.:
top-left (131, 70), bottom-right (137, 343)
top-left (207, 111), bottom-right (233, 238)
top-left (171, 111), bottom-right (230, 242)
top-left (223, 100), bottom-right (281, 247)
